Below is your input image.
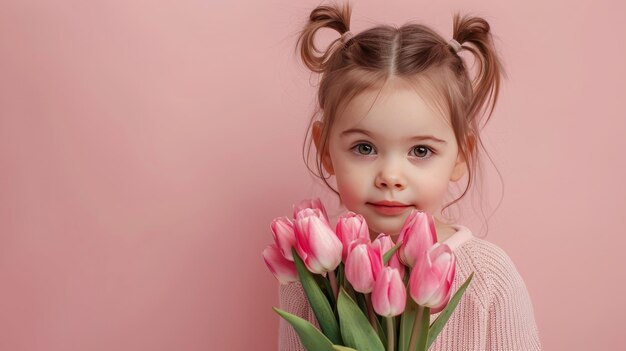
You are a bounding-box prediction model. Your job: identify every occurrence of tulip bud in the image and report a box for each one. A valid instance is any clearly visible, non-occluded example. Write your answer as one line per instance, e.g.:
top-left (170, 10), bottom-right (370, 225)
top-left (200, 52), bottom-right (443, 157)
top-left (345, 242), bottom-right (383, 293)
top-left (372, 233), bottom-right (406, 280)
top-left (293, 209), bottom-right (343, 274)
top-left (293, 198), bottom-right (330, 225)
top-left (336, 212), bottom-right (370, 261)
top-left (372, 267), bottom-right (406, 317)
top-left (408, 242), bottom-right (456, 314)
top-left (271, 216), bottom-right (296, 261)
top-left (397, 210), bottom-right (438, 267)
top-left (263, 244), bottom-right (299, 284)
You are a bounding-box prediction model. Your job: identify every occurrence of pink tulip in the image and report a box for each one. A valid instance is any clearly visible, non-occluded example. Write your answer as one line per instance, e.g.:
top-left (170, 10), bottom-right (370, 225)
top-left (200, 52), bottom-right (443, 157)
top-left (293, 198), bottom-right (330, 225)
top-left (397, 210), bottom-right (438, 267)
top-left (345, 237), bottom-right (370, 258)
top-left (263, 244), bottom-right (299, 284)
top-left (345, 242), bottom-right (383, 293)
top-left (271, 216), bottom-right (296, 261)
top-left (293, 208), bottom-right (343, 274)
top-left (372, 233), bottom-right (406, 280)
top-left (336, 212), bottom-right (370, 261)
top-left (408, 242), bottom-right (456, 314)
top-left (372, 267), bottom-right (406, 317)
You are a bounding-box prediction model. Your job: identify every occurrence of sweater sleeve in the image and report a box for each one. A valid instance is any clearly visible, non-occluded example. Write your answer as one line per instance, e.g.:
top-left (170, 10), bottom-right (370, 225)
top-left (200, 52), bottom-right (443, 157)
top-left (485, 244), bottom-right (542, 350)
top-left (278, 282), bottom-right (319, 351)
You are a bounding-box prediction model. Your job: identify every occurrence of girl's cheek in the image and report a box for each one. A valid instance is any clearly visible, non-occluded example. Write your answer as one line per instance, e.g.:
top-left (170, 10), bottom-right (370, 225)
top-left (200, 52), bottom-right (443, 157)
top-left (337, 180), bottom-right (359, 201)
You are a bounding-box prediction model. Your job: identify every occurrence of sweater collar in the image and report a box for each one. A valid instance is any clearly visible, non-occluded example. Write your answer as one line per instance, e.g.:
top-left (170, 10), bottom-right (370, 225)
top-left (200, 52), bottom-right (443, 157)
top-left (443, 224), bottom-right (474, 251)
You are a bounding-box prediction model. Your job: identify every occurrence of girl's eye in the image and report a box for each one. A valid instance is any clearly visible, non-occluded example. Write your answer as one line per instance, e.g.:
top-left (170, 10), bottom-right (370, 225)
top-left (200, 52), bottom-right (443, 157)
top-left (412, 146), bottom-right (435, 159)
top-left (352, 143), bottom-right (375, 155)
top-left (351, 143), bottom-right (435, 159)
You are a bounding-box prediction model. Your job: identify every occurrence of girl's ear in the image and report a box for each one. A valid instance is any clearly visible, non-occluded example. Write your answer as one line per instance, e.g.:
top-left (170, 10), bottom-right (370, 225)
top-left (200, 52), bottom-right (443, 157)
top-left (312, 121), bottom-right (335, 175)
top-left (450, 154), bottom-right (466, 182)
top-left (450, 135), bottom-right (475, 182)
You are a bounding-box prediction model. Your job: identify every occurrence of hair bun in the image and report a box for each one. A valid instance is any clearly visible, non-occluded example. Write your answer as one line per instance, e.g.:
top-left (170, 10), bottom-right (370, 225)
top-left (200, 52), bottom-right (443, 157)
top-left (295, 2), bottom-right (352, 73)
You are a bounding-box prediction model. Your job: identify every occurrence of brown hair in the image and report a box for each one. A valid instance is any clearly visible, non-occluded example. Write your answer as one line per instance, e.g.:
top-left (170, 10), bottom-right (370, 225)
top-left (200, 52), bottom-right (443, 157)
top-left (296, 1), bottom-right (505, 236)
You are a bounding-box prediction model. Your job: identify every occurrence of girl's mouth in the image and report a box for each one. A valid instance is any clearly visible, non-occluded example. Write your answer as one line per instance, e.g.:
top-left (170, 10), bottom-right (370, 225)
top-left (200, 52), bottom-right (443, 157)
top-left (367, 203), bottom-right (414, 216)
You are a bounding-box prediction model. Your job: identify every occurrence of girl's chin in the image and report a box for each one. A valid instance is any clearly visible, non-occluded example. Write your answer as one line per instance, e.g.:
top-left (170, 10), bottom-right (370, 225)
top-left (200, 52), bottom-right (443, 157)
top-left (368, 225), bottom-right (401, 239)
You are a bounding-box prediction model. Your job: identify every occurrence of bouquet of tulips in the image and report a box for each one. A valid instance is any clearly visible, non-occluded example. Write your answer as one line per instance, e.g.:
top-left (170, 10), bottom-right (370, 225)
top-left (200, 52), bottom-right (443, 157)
top-left (263, 198), bottom-right (474, 351)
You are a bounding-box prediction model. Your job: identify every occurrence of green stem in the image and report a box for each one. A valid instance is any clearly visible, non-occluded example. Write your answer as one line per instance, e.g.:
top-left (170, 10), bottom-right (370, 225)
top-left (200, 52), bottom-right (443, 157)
top-left (365, 293), bottom-right (379, 333)
top-left (328, 270), bottom-right (339, 302)
top-left (338, 263), bottom-right (345, 287)
top-left (321, 275), bottom-right (335, 307)
top-left (355, 291), bottom-right (368, 316)
top-left (386, 316), bottom-right (395, 351)
top-left (407, 304), bottom-right (423, 351)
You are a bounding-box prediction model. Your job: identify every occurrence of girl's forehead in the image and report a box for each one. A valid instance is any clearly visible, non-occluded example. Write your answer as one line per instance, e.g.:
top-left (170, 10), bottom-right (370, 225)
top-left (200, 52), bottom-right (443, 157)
top-left (334, 82), bottom-right (453, 139)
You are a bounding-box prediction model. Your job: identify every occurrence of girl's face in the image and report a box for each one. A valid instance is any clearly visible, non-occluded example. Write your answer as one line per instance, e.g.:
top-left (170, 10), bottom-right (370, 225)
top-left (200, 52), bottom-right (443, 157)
top-left (314, 77), bottom-right (468, 240)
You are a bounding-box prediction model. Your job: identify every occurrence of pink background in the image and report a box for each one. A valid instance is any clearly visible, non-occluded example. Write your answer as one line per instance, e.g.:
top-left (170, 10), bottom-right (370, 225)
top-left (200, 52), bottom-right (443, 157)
top-left (1, 0), bottom-right (624, 350)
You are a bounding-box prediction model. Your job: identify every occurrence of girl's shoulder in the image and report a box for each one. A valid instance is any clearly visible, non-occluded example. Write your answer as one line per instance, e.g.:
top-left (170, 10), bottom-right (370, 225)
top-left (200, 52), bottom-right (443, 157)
top-left (450, 224), bottom-right (524, 277)
top-left (449, 224), bottom-right (533, 307)
top-left (440, 226), bottom-right (542, 348)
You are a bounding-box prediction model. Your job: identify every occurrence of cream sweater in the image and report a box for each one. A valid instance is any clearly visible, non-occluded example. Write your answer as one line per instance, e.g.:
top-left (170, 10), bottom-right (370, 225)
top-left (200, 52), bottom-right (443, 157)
top-left (277, 224), bottom-right (542, 351)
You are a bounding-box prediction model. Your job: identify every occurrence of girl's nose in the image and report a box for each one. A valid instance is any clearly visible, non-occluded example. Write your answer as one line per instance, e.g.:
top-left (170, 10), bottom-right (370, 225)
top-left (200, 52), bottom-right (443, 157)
top-left (375, 168), bottom-right (406, 190)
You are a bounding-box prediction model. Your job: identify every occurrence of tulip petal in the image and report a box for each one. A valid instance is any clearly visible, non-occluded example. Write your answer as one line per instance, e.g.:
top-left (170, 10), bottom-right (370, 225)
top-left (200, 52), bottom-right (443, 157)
top-left (294, 211), bottom-right (343, 274)
top-left (336, 212), bottom-right (370, 261)
top-left (307, 218), bottom-right (342, 271)
top-left (294, 198), bottom-right (330, 225)
top-left (372, 267), bottom-right (406, 317)
top-left (345, 244), bottom-right (376, 293)
top-left (397, 210), bottom-right (437, 267)
top-left (388, 270), bottom-right (407, 316)
top-left (428, 244), bottom-right (455, 302)
top-left (271, 216), bottom-right (296, 261)
top-left (409, 241), bottom-right (457, 311)
top-left (263, 244), bottom-right (298, 284)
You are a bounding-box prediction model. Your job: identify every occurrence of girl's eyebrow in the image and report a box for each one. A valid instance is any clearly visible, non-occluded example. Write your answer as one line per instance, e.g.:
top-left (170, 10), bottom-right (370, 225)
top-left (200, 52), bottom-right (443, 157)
top-left (340, 128), bottom-right (447, 144)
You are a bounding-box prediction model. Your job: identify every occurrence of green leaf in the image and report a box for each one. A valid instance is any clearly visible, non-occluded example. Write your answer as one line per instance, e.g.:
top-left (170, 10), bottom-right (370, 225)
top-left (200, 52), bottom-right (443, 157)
top-left (332, 346), bottom-right (359, 351)
top-left (337, 288), bottom-right (385, 351)
top-left (343, 280), bottom-right (361, 312)
top-left (273, 307), bottom-right (336, 351)
top-left (426, 272), bottom-right (475, 349)
top-left (292, 248), bottom-right (343, 345)
top-left (383, 241), bottom-right (402, 265)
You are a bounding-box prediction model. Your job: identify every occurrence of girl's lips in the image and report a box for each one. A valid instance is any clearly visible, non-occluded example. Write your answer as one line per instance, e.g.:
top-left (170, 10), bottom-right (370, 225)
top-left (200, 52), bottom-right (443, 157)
top-left (367, 203), bottom-right (414, 216)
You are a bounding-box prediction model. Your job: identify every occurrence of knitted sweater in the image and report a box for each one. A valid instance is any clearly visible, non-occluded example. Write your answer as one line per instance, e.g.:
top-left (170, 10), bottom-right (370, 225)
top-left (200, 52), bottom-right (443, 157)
top-left (277, 224), bottom-right (542, 351)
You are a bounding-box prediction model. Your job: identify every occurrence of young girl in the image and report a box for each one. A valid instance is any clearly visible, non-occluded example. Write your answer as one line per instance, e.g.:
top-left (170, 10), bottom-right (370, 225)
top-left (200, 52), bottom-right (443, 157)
top-left (278, 2), bottom-right (541, 350)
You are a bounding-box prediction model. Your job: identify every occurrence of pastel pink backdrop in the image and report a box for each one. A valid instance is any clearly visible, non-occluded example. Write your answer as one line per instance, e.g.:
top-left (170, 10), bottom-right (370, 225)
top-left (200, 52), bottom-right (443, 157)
top-left (0, 0), bottom-right (624, 350)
